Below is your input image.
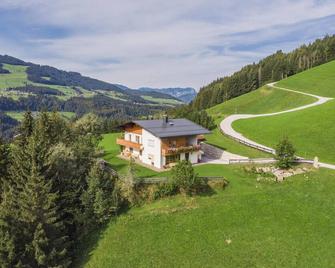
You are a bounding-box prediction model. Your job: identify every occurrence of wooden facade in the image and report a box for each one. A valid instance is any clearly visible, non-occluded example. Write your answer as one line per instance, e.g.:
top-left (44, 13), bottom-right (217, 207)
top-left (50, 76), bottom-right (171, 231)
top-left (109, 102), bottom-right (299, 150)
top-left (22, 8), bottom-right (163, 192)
top-left (116, 138), bottom-right (142, 150)
top-left (124, 124), bottom-right (142, 135)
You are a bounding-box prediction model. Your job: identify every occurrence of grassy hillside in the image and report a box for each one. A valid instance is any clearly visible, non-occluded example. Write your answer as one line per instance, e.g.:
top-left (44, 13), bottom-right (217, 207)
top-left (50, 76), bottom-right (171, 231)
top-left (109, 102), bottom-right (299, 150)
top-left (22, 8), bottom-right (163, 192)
top-left (234, 99), bottom-right (335, 163)
top-left (192, 35), bottom-right (335, 110)
top-left (79, 167), bottom-right (335, 267)
top-left (205, 86), bottom-right (316, 158)
top-left (276, 60), bottom-right (335, 97)
top-left (0, 64), bottom-right (95, 100)
top-left (0, 63), bottom-right (180, 105)
top-left (232, 61), bottom-right (335, 164)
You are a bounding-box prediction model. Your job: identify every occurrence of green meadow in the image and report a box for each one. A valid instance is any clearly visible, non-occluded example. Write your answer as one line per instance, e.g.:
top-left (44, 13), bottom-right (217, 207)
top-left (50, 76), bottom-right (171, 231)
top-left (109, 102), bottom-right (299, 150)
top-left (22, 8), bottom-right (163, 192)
top-left (233, 99), bottom-right (335, 163)
top-left (141, 95), bottom-right (184, 105)
top-left (276, 60), bottom-right (335, 97)
top-left (205, 86), bottom-right (315, 158)
top-left (79, 165), bottom-right (335, 268)
top-left (232, 60), bottom-right (335, 164)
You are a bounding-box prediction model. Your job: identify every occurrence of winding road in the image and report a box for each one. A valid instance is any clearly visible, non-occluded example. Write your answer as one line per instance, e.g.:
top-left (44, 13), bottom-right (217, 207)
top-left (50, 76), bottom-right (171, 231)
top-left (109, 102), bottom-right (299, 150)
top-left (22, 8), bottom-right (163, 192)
top-left (219, 82), bottom-right (335, 170)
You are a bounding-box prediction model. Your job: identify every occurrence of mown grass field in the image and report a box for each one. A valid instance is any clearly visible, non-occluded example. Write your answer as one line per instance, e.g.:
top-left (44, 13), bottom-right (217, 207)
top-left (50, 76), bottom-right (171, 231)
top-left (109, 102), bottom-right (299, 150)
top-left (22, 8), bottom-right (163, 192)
top-left (232, 61), bottom-right (335, 164)
top-left (205, 86), bottom-right (315, 158)
top-left (276, 60), bottom-right (335, 97)
top-left (79, 165), bottom-right (335, 268)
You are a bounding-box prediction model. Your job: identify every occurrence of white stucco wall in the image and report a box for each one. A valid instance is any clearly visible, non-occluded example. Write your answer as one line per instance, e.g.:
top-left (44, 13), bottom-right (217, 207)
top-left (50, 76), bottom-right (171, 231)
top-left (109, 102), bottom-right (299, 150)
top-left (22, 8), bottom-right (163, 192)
top-left (141, 129), bottom-right (162, 168)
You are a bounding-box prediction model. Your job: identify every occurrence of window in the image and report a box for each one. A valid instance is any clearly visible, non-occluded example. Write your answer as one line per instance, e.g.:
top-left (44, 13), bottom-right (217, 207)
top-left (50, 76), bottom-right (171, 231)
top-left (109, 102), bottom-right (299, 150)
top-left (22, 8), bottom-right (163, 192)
top-left (148, 139), bottom-right (155, 147)
top-left (169, 140), bottom-right (177, 148)
top-left (128, 134), bottom-right (131, 141)
top-left (135, 135), bottom-right (140, 144)
top-left (165, 154), bottom-right (180, 165)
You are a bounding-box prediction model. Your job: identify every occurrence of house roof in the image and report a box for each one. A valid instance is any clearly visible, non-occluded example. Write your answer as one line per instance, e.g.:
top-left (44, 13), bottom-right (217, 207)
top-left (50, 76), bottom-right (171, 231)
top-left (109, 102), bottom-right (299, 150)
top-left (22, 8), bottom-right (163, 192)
top-left (130, 118), bottom-right (211, 138)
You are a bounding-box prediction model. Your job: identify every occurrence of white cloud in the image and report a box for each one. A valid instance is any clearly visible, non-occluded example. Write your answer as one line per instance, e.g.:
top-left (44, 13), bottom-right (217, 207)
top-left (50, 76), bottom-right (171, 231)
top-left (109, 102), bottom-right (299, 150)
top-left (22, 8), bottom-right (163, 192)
top-left (0, 0), bottom-right (335, 88)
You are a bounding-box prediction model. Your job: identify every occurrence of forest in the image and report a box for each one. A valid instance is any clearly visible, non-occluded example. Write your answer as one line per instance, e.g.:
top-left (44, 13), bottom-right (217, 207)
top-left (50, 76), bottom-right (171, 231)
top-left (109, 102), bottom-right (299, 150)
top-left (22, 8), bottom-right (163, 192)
top-left (0, 112), bottom-right (121, 267)
top-left (192, 35), bottom-right (335, 110)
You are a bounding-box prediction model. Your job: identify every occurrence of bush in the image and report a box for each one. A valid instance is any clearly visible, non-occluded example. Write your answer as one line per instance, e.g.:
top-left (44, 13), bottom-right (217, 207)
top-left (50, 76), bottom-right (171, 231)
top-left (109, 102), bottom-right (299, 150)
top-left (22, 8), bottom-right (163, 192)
top-left (118, 158), bottom-right (141, 206)
top-left (170, 160), bottom-right (203, 195)
top-left (275, 136), bottom-right (296, 169)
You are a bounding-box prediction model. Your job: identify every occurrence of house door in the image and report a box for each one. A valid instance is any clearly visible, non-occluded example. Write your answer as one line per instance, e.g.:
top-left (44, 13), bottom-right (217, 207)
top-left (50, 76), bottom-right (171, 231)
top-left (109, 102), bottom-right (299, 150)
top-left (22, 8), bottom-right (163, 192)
top-left (185, 152), bottom-right (189, 161)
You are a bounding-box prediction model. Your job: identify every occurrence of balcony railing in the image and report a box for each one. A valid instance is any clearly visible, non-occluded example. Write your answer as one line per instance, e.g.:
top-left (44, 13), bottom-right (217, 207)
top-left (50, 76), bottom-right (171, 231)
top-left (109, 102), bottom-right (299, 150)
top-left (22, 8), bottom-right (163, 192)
top-left (162, 144), bottom-right (201, 156)
top-left (116, 138), bottom-right (142, 150)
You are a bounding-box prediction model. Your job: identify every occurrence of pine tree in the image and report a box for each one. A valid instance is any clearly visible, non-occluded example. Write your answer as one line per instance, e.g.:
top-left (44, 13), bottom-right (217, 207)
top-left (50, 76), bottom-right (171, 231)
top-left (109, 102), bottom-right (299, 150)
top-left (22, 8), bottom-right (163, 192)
top-left (19, 152), bottom-right (70, 267)
top-left (81, 160), bottom-right (119, 228)
top-left (0, 138), bottom-right (10, 195)
top-left (1, 115), bottom-right (71, 267)
top-left (17, 111), bottom-right (34, 145)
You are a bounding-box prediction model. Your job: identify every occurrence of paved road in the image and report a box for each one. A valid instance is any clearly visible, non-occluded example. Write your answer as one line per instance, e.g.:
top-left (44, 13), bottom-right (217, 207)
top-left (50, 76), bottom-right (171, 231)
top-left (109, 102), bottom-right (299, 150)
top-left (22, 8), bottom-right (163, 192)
top-left (219, 83), bottom-right (335, 170)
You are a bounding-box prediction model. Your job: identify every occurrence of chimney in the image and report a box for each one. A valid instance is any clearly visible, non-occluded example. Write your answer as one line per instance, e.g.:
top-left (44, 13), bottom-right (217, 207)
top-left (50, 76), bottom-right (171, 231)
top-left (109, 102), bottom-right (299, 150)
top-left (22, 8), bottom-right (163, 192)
top-left (163, 114), bottom-right (168, 124)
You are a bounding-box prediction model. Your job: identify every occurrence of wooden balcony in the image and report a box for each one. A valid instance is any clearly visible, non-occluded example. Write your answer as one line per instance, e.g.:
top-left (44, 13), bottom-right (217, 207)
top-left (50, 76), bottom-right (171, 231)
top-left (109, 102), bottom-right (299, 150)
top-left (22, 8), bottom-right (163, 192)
top-left (162, 144), bottom-right (201, 156)
top-left (116, 138), bottom-right (142, 150)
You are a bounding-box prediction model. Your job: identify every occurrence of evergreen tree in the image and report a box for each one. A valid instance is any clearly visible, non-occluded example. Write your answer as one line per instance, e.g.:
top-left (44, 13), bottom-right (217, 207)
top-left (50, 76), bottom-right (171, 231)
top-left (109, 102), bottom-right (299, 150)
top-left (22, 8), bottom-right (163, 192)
top-left (81, 160), bottom-right (119, 227)
top-left (18, 111), bottom-right (34, 144)
top-left (1, 114), bottom-right (71, 267)
top-left (0, 138), bottom-right (10, 195)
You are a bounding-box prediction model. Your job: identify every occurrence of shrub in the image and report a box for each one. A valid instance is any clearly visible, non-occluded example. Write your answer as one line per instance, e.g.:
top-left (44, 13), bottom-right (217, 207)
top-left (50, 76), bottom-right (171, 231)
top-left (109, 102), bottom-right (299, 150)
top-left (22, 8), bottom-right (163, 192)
top-left (275, 136), bottom-right (296, 169)
top-left (118, 158), bottom-right (141, 206)
top-left (170, 160), bottom-right (203, 195)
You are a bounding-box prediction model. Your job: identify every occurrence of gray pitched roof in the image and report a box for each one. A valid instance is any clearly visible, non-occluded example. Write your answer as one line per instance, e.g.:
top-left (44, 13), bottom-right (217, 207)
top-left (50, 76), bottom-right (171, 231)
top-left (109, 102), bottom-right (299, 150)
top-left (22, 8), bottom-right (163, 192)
top-left (132, 118), bottom-right (211, 138)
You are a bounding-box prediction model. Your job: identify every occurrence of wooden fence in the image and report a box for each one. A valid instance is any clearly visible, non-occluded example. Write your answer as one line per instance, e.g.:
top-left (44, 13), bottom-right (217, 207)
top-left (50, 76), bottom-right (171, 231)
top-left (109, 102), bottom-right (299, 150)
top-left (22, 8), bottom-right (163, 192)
top-left (133, 176), bottom-right (229, 185)
top-left (217, 124), bottom-right (275, 154)
top-left (228, 158), bottom-right (276, 164)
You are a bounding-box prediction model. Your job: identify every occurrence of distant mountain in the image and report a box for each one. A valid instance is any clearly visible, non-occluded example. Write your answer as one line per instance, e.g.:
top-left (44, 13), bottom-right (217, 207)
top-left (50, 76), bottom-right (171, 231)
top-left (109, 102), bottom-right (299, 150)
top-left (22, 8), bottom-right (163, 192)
top-left (137, 87), bottom-right (197, 103)
top-left (0, 55), bottom-right (183, 120)
top-left (113, 84), bottom-right (197, 103)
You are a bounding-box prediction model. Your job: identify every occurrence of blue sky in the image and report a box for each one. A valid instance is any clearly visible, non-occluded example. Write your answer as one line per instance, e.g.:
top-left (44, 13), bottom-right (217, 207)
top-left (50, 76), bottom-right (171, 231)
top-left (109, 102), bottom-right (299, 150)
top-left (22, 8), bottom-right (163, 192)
top-left (0, 0), bottom-right (335, 89)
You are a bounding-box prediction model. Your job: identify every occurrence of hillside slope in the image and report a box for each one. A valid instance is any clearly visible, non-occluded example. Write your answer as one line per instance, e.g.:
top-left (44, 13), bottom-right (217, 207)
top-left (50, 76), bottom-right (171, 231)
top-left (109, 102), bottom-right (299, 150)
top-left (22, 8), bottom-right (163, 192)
top-left (205, 85), bottom-right (316, 158)
top-left (0, 55), bottom-right (182, 118)
top-left (192, 35), bottom-right (335, 110)
top-left (232, 60), bottom-right (335, 163)
top-left (79, 166), bottom-right (335, 267)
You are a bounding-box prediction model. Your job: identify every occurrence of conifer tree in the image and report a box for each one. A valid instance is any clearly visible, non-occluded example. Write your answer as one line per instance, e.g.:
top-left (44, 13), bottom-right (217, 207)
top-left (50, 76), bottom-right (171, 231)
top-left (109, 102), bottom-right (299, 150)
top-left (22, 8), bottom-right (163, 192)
top-left (18, 111), bottom-right (34, 144)
top-left (81, 160), bottom-right (119, 226)
top-left (1, 114), bottom-right (71, 267)
top-left (0, 138), bottom-right (10, 195)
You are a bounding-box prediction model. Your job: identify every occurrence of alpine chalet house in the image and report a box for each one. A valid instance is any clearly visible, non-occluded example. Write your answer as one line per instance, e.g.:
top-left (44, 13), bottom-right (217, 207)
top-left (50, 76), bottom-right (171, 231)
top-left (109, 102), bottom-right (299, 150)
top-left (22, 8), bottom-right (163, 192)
top-left (117, 117), bottom-right (210, 169)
